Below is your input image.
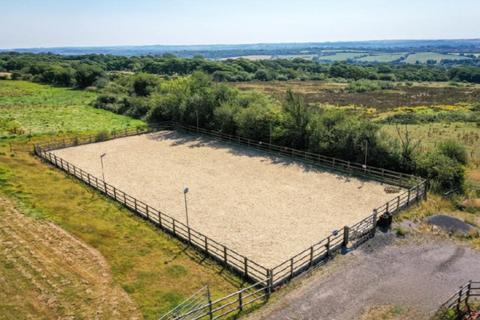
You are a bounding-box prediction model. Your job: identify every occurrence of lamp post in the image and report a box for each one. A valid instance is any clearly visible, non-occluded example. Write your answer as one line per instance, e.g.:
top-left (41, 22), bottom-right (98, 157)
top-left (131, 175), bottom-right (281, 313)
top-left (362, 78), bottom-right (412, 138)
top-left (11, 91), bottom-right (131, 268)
top-left (184, 187), bottom-right (190, 227)
top-left (100, 153), bottom-right (107, 181)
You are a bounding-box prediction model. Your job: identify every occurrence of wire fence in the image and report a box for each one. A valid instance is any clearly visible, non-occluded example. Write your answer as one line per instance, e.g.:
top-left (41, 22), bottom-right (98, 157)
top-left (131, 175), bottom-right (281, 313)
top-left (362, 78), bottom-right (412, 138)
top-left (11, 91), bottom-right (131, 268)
top-left (34, 121), bottom-right (428, 319)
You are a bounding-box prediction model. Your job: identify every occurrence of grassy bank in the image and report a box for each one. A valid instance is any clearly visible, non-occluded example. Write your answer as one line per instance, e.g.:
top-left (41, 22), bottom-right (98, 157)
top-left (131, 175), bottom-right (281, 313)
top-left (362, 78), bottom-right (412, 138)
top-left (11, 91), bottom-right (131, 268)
top-left (0, 80), bottom-right (243, 319)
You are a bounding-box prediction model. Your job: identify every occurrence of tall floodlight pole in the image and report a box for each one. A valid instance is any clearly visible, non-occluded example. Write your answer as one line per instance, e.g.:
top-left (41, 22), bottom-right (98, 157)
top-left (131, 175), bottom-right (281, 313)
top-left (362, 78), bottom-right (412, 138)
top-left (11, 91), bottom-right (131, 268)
top-left (184, 187), bottom-right (190, 227)
top-left (100, 153), bottom-right (107, 181)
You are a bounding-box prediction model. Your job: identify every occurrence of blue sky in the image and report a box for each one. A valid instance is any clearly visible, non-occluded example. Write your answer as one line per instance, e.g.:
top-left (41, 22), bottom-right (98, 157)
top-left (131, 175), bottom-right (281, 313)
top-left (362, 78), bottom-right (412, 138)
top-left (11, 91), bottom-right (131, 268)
top-left (1, 0), bottom-right (479, 48)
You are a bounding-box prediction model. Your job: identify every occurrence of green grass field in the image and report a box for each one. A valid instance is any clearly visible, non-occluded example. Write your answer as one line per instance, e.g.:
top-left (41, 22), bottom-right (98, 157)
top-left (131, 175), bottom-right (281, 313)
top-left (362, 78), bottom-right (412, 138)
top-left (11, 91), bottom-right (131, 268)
top-left (318, 52), bottom-right (368, 61)
top-left (356, 53), bottom-right (406, 62)
top-left (0, 80), bottom-right (144, 137)
top-left (0, 80), bottom-right (243, 319)
top-left (405, 52), bottom-right (471, 64)
top-left (381, 122), bottom-right (480, 165)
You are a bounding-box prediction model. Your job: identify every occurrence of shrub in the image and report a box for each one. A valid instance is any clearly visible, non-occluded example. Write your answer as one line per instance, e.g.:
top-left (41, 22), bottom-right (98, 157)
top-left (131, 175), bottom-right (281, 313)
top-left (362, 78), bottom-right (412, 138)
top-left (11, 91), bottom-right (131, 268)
top-left (415, 152), bottom-right (464, 193)
top-left (74, 64), bottom-right (104, 89)
top-left (94, 131), bottom-right (109, 142)
top-left (438, 140), bottom-right (468, 165)
top-left (347, 80), bottom-right (381, 93)
top-left (131, 73), bottom-right (159, 96)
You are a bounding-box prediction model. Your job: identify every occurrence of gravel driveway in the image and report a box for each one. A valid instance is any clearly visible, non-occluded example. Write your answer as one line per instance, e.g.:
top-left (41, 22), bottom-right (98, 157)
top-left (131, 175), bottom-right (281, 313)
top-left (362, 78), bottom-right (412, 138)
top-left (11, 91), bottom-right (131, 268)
top-left (247, 232), bottom-right (480, 320)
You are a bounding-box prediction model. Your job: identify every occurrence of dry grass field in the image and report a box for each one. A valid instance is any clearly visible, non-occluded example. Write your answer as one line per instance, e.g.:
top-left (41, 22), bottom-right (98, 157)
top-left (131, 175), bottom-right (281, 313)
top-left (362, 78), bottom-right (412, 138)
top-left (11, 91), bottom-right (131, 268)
top-left (53, 131), bottom-right (399, 267)
top-left (232, 81), bottom-right (480, 109)
top-left (0, 196), bottom-right (140, 319)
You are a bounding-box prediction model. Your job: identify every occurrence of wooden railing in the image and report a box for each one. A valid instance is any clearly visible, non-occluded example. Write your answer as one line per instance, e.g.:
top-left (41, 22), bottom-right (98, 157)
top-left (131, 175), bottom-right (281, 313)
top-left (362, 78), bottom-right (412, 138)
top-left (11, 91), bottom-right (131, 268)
top-left (434, 281), bottom-right (480, 319)
top-left (171, 123), bottom-right (421, 189)
top-left (34, 122), bottom-right (428, 319)
top-left (34, 142), bottom-right (269, 285)
top-left (161, 281), bottom-right (269, 320)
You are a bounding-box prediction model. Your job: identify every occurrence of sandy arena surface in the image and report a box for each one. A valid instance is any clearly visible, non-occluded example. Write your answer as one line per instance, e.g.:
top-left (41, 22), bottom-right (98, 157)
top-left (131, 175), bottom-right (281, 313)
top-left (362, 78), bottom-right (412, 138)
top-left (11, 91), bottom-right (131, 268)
top-left (53, 131), bottom-right (398, 268)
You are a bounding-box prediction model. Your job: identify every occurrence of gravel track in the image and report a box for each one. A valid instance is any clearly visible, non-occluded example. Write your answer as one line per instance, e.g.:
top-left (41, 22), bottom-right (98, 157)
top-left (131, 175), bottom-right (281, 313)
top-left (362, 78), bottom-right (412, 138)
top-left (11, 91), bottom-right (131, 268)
top-left (247, 233), bottom-right (480, 320)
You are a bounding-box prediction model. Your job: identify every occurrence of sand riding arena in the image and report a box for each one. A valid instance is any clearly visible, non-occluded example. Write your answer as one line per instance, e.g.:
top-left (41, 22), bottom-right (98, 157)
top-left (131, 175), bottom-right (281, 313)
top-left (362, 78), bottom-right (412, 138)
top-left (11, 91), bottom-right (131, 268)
top-left (35, 124), bottom-right (426, 286)
top-left (52, 130), bottom-right (401, 266)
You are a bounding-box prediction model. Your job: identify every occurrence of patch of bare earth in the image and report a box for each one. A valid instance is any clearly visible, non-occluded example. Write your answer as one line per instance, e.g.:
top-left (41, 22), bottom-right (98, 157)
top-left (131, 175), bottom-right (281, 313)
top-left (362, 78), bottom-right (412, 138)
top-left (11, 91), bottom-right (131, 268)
top-left (0, 196), bottom-right (141, 320)
top-left (246, 233), bottom-right (480, 320)
top-left (52, 131), bottom-right (397, 268)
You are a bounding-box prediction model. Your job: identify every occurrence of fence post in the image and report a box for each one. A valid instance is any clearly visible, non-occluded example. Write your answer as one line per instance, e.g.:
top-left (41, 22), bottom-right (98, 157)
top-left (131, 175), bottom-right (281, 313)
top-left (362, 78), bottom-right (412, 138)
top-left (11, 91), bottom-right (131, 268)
top-left (456, 285), bottom-right (463, 314)
top-left (290, 258), bottom-right (294, 279)
top-left (310, 246), bottom-right (314, 266)
top-left (207, 286), bottom-right (213, 320)
top-left (386, 201), bottom-right (389, 214)
top-left (407, 189), bottom-right (411, 205)
top-left (134, 199), bottom-right (137, 212)
top-left (113, 187), bottom-right (117, 200)
top-left (205, 237), bottom-right (208, 252)
top-left (267, 269), bottom-right (273, 296)
top-left (372, 210), bottom-right (378, 236)
top-left (173, 220), bottom-right (176, 235)
top-left (146, 205), bottom-right (149, 220)
top-left (187, 226), bottom-right (191, 244)
top-left (342, 226), bottom-right (350, 249)
top-left (326, 237), bottom-right (331, 258)
top-left (465, 280), bottom-right (472, 307)
top-left (397, 196), bottom-right (400, 210)
top-left (158, 212), bottom-right (162, 228)
top-left (416, 186), bottom-right (420, 203)
top-left (244, 257), bottom-right (248, 277)
top-left (239, 291), bottom-right (243, 311)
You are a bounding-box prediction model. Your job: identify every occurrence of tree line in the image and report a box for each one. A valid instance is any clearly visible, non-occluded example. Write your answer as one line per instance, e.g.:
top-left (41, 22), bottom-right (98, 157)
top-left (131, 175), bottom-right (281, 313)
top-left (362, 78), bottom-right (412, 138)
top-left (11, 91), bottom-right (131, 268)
top-left (94, 72), bottom-right (466, 193)
top-left (1, 52), bottom-right (480, 86)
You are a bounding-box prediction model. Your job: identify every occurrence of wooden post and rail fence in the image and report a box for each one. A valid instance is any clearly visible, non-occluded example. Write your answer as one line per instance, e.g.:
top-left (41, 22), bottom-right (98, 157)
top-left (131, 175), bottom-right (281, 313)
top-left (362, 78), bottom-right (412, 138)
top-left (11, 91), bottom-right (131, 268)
top-left (434, 281), bottom-right (480, 319)
top-left (33, 121), bottom-right (428, 319)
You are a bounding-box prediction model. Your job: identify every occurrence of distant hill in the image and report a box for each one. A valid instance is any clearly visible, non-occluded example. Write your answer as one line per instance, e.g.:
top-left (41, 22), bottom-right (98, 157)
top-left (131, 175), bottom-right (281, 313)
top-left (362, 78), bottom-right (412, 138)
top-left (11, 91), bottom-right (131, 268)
top-left (2, 39), bottom-right (480, 59)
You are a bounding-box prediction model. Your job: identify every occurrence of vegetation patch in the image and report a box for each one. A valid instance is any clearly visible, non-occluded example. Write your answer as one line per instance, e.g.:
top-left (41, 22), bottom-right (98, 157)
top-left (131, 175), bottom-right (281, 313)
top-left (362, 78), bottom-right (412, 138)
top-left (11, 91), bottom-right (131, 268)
top-left (0, 81), bottom-right (243, 319)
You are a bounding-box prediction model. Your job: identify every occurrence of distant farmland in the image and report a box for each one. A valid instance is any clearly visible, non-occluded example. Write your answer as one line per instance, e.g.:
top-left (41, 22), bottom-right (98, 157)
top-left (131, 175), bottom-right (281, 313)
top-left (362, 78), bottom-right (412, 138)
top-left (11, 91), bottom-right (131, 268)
top-left (223, 50), bottom-right (475, 64)
top-left (356, 53), bottom-right (406, 62)
top-left (405, 52), bottom-right (471, 63)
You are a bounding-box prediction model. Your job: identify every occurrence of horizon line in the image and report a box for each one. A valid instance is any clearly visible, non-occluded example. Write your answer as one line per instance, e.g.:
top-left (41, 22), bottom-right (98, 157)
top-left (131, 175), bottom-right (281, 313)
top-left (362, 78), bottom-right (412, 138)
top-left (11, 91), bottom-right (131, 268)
top-left (2, 37), bottom-right (480, 51)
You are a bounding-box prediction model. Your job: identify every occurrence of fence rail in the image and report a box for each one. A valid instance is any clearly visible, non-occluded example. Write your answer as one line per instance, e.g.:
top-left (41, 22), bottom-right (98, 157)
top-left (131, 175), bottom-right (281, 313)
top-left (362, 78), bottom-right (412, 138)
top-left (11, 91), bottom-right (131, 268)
top-left (34, 127), bottom-right (269, 285)
top-left (434, 281), bottom-right (480, 319)
top-left (171, 123), bottom-right (422, 189)
top-left (34, 122), bottom-right (428, 319)
top-left (172, 281), bottom-right (269, 320)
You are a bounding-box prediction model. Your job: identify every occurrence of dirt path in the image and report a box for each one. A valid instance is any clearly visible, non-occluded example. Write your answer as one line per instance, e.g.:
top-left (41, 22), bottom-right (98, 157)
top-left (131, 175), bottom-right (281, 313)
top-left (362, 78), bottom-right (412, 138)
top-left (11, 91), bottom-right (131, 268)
top-left (247, 233), bottom-right (480, 320)
top-left (0, 196), bottom-right (141, 320)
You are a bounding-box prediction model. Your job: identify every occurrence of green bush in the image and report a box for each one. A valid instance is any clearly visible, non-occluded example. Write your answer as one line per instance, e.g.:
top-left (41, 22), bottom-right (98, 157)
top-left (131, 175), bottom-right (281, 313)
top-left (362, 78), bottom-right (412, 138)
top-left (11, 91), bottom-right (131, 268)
top-left (416, 152), bottom-right (465, 193)
top-left (94, 131), bottom-right (109, 142)
top-left (438, 140), bottom-right (468, 165)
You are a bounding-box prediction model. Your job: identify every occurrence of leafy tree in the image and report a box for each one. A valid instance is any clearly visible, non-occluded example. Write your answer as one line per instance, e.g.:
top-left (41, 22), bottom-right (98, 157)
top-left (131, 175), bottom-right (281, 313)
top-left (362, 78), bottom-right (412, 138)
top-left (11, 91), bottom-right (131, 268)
top-left (132, 73), bottom-right (159, 97)
top-left (281, 90), bottom-right (312, 148)
top-left (74, 64), bottom-right (104, 89)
